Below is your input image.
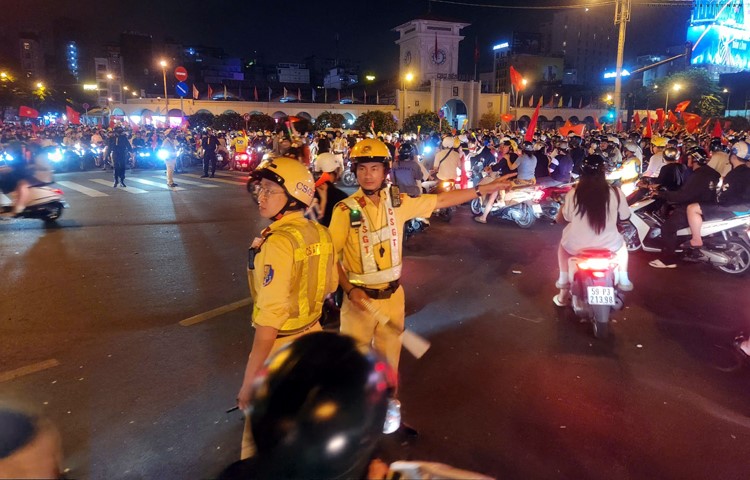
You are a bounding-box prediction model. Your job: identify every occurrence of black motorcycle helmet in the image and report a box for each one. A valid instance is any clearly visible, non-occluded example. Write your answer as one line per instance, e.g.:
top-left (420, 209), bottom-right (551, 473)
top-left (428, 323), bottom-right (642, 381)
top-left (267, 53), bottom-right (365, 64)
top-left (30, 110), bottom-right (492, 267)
top-left (247, 332), bottom-right (395, 480)
top-left (580, 154), bottom-right (607, 175)
top-left (709, 138), bottom-right (726, 152)
top-left (687, 147), bottom-right (709, 165)
top-left (663, 146), bottom-right (680, 162)
top-left (521, 140), bottom-right (534, 152)
top-left (398, 141), bottom-right (416, 160)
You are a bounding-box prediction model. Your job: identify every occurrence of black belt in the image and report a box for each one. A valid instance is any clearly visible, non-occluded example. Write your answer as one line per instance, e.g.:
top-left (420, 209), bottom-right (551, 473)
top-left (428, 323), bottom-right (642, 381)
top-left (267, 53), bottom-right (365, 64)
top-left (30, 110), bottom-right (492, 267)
top-left (358, 280), bottom-right (400, 300)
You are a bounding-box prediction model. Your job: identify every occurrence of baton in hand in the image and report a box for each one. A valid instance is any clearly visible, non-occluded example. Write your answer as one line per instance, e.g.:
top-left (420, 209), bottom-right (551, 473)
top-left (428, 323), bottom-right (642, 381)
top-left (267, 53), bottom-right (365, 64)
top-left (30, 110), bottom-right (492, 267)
top-left (361, 299), bottom-right (431, 359)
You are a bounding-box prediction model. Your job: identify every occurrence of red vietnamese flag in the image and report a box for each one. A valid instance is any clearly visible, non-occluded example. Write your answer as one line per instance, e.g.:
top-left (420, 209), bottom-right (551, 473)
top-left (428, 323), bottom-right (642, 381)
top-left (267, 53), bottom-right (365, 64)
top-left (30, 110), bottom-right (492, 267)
top-left (645, 116), bottom-right (653, 138)
top-left (616, 117), bottom-right (623, 132)
top-left (66, 106), bottom-right (81, 125)
top-left (192, 84), bottom-right (199, 100)
top-left (207, 84), bottom-right (213, 100)
top-left (19, 106), bottom-right (39, 118)
top-left (254, 86), bottom-right (258, 101)
top-left (674, 100), bottom-right (690, 113)
top-left (712, 120), bottom-right (723, 138)
top-left (655, 108), bottom-right (665, 129)
top-left (593, 117), bottom-right (602, 130)
top-left (633, 112), bottom-right (641, 130)
top-left (524, 98), bottom-right (542, 142)
top-left (682, 112), bottom-right (702, 133)
top-left (668, 110), bottom-right (679, 125)
top-left (509, 66), bottom-right (524, 92)
top-left (500, 113), bottom-right (514, 123)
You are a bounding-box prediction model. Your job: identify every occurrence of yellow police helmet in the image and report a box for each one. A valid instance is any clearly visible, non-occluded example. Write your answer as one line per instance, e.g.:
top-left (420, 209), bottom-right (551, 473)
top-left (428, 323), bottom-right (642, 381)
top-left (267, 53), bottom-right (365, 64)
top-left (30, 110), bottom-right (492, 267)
top-left (349, 138), bottom-right (391, 162)
top-left (253, 156), bottom-right (315, 207)
top-left (651, 136), bottom-right (667, 148)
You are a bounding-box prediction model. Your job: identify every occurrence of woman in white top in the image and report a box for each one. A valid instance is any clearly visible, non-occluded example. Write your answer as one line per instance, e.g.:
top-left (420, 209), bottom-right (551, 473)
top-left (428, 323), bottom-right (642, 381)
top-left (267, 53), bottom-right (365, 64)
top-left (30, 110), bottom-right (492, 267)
top-left (554, 154), bottom-right (633, 306)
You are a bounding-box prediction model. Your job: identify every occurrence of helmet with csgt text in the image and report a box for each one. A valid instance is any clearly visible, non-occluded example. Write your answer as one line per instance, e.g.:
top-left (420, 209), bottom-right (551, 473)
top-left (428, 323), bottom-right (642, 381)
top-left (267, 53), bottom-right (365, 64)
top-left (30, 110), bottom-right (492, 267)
top-left (252, 155), bottom-right (315, 207)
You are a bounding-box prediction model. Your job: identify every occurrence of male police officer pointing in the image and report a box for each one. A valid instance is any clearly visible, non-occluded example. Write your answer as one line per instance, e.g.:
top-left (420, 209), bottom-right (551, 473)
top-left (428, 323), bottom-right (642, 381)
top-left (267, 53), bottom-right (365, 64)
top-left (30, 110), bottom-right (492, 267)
top-left (236, 156), bottom-right (338, 459)
top-left (329, 138), bottom-right (514, 375)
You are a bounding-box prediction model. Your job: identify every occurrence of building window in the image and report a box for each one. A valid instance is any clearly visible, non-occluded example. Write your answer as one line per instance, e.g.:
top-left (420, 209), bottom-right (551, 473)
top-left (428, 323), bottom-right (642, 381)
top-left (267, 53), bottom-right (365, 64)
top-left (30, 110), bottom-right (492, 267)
top-left (452, 86), bottom-right (459, 96)
top-left (414, 100), bottom-right (420, 107)
top-left (23, 42), bottom-right (30, 50)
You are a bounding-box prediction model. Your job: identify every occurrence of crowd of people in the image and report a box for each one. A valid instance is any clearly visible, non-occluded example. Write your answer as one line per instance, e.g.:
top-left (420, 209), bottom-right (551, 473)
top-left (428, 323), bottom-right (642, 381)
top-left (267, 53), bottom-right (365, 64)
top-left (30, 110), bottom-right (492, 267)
top-left (2, 118), bottom-right (750, 477)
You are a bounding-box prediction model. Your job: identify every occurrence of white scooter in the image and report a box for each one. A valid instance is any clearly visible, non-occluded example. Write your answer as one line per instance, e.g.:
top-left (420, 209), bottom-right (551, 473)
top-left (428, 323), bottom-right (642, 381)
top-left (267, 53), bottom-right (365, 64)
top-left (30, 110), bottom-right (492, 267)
top-left (471, 175), bottom-right (542, 228)
top-left (1, 185), bottom-right (68, 223)
top-left (621, 198), bottom-right (750, 275)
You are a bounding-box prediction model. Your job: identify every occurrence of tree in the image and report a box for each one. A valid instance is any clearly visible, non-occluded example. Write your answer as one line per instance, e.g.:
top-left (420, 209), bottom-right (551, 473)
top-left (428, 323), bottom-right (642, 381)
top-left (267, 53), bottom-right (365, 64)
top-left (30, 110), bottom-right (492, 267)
top-left (212, 112), bottom-right (243, 131)
top-left (644, 68), bottom-right (721, 116)
top-left (245, 113), bottom-right (275, 132)
top-left (697, 94), bottom-right (724, 118)
top-left (353, 110), bottom-right (398, 134)
top-left (723, 115), bottom-right (750, 132)
top-left (315, 111), bottom-right (346, 129)
top-left (402, 110), bottom-right (447, 134)
top-left (188, 112), bottom-right (215, 130)
top-left (477, 112), bottom-right (500, 130)
top-left (290, 117), bottom-right (313, 134)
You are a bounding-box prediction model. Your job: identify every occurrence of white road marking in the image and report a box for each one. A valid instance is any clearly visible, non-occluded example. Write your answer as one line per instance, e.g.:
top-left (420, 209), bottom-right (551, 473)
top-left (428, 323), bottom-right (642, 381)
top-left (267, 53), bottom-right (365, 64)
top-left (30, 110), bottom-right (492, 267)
top-left (57, 181), bottom-right (109, 197)
top-left (90, 179), bottom-right (147, 193)
top-left (179, 297), bottom-right (252, 326)
top-left (153, 176), bottom-right (218, 188)
top-left (184, 174), bottom-right (245, 186)
top-left (126, 177), bottom-right (186, 191)
top-left (0, 359), bottom-right (61, 383)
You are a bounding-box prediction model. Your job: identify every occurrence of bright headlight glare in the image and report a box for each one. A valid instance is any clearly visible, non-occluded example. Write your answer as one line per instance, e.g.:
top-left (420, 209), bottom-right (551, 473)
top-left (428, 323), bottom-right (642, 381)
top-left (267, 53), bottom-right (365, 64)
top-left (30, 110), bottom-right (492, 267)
top-left (48, 149), bottom-right (64, 162)
top-left (157, 149), bottom-right (169, 160)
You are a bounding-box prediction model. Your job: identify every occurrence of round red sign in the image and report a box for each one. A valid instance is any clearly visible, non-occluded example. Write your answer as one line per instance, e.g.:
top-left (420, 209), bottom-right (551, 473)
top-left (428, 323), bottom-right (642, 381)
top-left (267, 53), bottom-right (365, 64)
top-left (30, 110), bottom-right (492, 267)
top-left (174, 66), bottom-right (188, 82)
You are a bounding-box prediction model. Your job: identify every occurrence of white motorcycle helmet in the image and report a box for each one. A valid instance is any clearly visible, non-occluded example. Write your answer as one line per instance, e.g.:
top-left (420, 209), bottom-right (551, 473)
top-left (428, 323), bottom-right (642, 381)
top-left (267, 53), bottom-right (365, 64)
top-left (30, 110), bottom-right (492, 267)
top-left (315, 152), bottom-right (344, 174)
top-left (441, 136), bottom-right (455, 148)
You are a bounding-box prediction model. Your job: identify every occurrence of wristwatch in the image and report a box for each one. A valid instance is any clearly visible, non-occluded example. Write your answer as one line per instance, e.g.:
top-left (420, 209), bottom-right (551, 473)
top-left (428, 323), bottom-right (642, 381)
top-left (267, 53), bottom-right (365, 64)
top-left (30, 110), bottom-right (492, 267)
top-left (474, 185), bottom-right (482, 197)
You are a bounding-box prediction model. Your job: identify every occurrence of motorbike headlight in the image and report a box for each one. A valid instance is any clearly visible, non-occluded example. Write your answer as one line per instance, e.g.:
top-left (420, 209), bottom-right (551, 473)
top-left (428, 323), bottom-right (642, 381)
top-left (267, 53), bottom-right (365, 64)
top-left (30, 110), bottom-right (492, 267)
top-left (139, 151), bottom-right (151, 157)
top-left (156, 149), bottom-right (169, 161)
top-left (48, 149), bottom-right (64, 163)
top-left (441, 181), bottom-right (451, 188)
top-left (423, 146), bottom-right (432, 154)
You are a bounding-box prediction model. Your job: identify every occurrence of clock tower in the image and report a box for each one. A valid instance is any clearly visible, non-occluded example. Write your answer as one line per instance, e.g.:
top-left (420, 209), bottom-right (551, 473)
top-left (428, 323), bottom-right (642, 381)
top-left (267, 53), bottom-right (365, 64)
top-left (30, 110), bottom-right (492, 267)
top-left (393, 15), bottom-right (469, 85)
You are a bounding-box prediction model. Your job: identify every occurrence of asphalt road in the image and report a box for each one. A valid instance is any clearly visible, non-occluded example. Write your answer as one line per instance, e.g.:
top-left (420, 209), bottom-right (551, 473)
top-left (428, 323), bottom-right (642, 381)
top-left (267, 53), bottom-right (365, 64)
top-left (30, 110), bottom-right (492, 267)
top-left (1, 166), bottom-right (749, 479)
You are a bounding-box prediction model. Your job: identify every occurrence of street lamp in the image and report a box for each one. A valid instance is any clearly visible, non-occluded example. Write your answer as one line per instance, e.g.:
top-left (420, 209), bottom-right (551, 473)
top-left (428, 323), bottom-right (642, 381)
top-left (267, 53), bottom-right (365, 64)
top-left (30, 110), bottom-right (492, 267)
top-left (402, 72), bottom-right (414, 127)
top-left (159, 59), bottom-right (169, 117)
top-left (723, 88), bottom-right (731, 114)
top-left (36, 82), bottom-right (44, 89)
top-left (665, 83), bottom-right (682, 111)
top-left (365, 75), bottom-right (375, 82)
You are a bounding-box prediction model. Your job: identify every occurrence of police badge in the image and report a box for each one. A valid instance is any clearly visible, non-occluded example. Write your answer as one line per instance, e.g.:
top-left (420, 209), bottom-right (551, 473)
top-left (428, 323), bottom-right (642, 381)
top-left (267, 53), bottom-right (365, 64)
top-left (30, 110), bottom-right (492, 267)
top-left (263, 265), bottom-right (275, 286)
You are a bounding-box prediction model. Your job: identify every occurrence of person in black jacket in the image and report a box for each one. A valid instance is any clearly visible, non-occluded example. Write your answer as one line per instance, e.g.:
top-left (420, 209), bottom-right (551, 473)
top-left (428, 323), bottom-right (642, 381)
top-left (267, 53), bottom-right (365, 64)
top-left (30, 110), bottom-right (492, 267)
top-left (104, 126), bottom-right (133, 187)
top-left (201, 129), bottom-right (220, 178)
top-left (685, 141), bottom-right (750, 249)
top-left (649, 147), bottom-right (720, 268)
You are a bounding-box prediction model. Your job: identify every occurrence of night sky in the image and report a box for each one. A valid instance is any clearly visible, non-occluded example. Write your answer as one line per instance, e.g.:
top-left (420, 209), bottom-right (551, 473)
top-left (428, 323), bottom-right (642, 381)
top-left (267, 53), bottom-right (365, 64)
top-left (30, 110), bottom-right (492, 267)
top-left (5, 0), bottom-right (692, 78)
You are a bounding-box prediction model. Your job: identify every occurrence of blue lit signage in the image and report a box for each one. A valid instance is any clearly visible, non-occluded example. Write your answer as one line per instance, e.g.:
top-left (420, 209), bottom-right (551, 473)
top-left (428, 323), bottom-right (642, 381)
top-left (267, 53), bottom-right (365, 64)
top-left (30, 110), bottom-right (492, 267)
top-left (603, 69), bottom-right (631, 79)
top-left (493, 42), bottom-right (509, 51)
top-left (687, 0), bottom-right (750, 69)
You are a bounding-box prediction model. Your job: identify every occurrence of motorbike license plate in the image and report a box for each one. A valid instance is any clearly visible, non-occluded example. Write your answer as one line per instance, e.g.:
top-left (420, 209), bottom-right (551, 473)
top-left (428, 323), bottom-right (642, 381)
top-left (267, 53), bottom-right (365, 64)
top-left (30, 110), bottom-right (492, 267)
top-left (532, 203), bottom-right (542, 214)
top-left (587, 286), bottom-right (615, 305)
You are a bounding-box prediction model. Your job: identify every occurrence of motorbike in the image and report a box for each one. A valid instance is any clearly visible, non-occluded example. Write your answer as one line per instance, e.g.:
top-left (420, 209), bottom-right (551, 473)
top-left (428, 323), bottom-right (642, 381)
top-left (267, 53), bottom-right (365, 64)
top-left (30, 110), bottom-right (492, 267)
top-left (428, 179), bottom-right (456, 222)
top-left (232, 150), bottom-right (253, 172)
top-left (134, 147), bottom-right (155, 169)
top-left (565, 249), bottom-right (625, 339)
top-left (621, 197), bottom-right (750, 275)
top-left (533, 182), bottom-right (574, 221)
top-left (1, 185), bottom-right (68, 223)
top-left (470, 176), bottom-right (541, 228)
top-left (340, 159), bottom-right (357, 187)
top-left (45, 145), bottom-right (82, 173)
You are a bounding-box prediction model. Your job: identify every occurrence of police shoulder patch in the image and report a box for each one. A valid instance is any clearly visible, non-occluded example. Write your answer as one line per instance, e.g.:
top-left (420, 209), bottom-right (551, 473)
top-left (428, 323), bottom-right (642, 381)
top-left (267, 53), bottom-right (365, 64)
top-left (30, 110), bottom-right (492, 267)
top-left (263, 265), bottom-right (275, 286)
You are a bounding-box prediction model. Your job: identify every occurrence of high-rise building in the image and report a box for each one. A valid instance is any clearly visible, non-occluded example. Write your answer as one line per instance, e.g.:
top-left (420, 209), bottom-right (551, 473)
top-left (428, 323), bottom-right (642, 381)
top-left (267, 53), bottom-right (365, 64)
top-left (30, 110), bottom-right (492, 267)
top-left (549, 8), bottom-right (617, 87)
top-left (19, 32), bottom-right (45, 80)
top-left (491, 33), bottom-right (564, 95)
top-left (94, 45), bottom-right (124, 107)
top-left (120, 32), bottom-right (153, 93)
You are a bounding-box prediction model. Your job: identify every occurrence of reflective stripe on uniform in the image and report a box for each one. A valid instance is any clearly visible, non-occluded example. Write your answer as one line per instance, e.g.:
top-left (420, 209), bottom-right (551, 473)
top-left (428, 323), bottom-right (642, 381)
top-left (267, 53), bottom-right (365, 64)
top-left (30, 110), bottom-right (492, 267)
top-left (341, 196), bottom-right (401, 286)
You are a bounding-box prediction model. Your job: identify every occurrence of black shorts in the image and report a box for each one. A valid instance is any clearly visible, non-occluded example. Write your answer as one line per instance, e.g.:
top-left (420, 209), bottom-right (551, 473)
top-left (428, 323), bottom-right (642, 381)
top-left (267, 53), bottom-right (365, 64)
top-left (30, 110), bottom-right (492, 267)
top-left (700, 202), bottom-right (750, 221)
top-left (0, 171), bottom-right (29, 194)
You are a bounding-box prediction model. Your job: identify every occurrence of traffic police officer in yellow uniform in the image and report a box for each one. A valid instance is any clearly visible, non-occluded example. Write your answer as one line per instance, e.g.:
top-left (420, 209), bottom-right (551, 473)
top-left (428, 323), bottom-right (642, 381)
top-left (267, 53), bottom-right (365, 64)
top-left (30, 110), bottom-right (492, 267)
top-left (329, 138), bottom-right (515, 374)
top-left (236, 156), bottom-right (337, 459)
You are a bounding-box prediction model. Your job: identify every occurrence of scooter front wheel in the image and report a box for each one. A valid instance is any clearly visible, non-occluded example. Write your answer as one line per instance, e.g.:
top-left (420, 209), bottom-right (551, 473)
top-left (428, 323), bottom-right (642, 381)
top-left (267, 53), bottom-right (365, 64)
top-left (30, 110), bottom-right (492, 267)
top-left (470, 197), bottom-right (483, 215)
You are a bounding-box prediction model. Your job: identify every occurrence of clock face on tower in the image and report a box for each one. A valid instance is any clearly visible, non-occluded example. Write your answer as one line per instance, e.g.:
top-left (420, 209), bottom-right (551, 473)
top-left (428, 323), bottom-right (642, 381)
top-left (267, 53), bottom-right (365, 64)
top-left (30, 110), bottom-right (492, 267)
top-left (431, 48), bottom-right (447, 65)
top-left (404, 51), bottom-right (412, 65)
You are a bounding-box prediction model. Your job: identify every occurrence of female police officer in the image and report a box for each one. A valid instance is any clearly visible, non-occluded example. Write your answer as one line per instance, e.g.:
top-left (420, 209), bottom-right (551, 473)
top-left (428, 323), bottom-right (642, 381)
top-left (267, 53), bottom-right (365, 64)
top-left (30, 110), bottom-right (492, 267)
top-left (236, 155), bottom-right (338, 459)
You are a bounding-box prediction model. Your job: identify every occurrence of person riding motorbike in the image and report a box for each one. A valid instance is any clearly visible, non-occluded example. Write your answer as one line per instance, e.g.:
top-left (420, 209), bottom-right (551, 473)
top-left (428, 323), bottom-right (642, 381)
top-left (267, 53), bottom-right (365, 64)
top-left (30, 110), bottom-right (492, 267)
top-left (509, 140), bottom-right (537, 186)
top-left (554, 154), bottom-right (633, 306)
top-left (430, 136), bottom-right (463, 187)
top-left (684, 140), bottom-right (750, 251)
top-left (548, 141), bottom-right (574, 185)
top-left (0, 141), bottom-right (32, 217)
top-left (313, 152), bottom-right (348, 227)
top-left (707, 137), bottom-right (732, 177)
top-left (649, 147), bottom-right (721, 269)
top-left (391, 142), bottom-right (424, 198)
top-left (643, 135), bottom-right (667, 178)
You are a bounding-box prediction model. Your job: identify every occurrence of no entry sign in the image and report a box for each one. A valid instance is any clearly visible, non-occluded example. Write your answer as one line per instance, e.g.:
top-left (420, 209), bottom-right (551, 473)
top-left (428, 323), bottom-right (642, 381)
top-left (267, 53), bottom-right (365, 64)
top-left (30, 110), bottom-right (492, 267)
top-left (174, 66), bottom-right (188, 82)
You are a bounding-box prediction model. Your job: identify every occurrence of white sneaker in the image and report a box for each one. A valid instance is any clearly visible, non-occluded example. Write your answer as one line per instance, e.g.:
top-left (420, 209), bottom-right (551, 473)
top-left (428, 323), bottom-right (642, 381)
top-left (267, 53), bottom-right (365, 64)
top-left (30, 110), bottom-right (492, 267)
top-left (649, 259), bottom-right (676, 269)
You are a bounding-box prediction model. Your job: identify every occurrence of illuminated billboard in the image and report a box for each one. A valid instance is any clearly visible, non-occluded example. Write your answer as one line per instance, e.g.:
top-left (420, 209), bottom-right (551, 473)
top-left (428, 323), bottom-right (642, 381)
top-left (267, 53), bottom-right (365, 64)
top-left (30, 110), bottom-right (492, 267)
top-left (688, 0), bottom-right (750, 69)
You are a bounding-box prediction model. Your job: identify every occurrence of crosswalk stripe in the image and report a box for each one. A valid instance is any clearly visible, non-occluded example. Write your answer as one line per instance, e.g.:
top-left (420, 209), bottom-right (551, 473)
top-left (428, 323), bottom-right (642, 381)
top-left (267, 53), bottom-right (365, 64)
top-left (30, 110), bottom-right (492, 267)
top-left (0, 193), bottom-right (12, 205)
top-left (126, 177), bottom-right (186, 191)
top-left (57, 180), bottom-right (109, 197)
top-left (90, 179), bottom-right (147, 193)
top-left (184, 174), bottom-right (245, 186)
top-left (222, 170), bottom-right (251, 178)
top-left (153, 176), bottom-right (218, 188)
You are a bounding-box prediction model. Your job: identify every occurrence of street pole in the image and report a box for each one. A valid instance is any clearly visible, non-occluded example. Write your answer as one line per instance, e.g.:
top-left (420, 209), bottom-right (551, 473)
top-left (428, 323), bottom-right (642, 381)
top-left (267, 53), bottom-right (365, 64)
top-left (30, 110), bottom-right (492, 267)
top-left (613, 0), bottom-right (631, 126)
top-left (162, 65), bottom-right (169, 121)
top-left (664, 90), bottom-right (669, 112)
